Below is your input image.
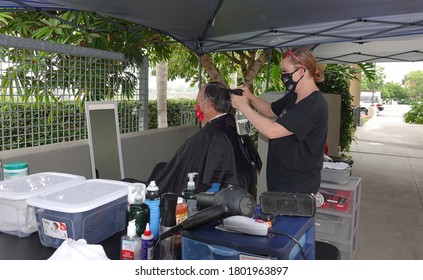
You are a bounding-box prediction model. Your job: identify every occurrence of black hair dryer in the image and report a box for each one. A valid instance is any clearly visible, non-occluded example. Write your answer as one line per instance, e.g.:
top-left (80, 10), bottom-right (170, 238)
top-left (159, 186), bottom-right (256, 240)
top-left (196, 185), bottom-right (256, 216)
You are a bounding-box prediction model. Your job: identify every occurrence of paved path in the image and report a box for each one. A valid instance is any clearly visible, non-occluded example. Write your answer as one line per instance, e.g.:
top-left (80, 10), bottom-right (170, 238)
top-left (348, 104), bottom-right (423, 259)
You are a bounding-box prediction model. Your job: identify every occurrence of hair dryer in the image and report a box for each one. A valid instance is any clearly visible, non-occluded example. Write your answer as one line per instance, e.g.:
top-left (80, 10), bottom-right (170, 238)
top-left (158, 186), bottom-right (256, 240)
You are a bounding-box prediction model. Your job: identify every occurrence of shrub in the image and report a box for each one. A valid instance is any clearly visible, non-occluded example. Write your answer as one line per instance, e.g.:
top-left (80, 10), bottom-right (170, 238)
top-left (404, 101), bottom-right (423, 124)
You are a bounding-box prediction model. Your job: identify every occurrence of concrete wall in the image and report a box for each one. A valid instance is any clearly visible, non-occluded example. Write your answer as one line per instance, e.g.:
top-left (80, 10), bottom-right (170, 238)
top-left (0, 125), bottom-right (198, 181)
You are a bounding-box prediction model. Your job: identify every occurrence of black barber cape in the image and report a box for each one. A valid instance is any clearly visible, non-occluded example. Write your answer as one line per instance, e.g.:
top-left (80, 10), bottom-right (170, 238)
top-left (151, 113), bottom-right (261, 196)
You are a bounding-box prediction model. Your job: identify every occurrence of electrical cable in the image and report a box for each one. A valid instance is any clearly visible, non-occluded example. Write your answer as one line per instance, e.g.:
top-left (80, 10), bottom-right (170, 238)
top-left (152, 237), bottom-right (162, 260)
top-left (268, 230), bottom-right (307, 260)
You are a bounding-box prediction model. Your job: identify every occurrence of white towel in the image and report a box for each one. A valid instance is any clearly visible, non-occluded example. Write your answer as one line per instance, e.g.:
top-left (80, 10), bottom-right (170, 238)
top-left (48, 239), bottom-right (110, 260)
top-left (323, 162), bottom-right (350, 171)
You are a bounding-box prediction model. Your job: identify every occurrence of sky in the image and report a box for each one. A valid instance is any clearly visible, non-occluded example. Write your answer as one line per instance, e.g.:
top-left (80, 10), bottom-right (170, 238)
top-left (377, 62), bottom-right (423, 84)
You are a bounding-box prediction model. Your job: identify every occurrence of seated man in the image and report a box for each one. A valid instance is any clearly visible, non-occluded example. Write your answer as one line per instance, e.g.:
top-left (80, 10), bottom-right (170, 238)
top-left (143, 82), bottom-right (261, 197)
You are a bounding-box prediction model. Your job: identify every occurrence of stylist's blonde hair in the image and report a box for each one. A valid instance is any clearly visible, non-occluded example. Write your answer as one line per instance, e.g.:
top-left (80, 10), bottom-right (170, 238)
top-left (282, 48), bottom-right (325, 83)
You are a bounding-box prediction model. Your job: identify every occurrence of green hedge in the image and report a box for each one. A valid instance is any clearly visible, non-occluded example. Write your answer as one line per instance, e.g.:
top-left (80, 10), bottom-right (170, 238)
top-left (0, 99), bottom-right (196, 151)
top-left (148, 99), bottom-right (196, 129)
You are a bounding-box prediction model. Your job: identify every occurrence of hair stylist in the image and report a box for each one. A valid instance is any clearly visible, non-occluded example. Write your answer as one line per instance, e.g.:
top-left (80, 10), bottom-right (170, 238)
top-left (231, 48), bottom-right (328, 194)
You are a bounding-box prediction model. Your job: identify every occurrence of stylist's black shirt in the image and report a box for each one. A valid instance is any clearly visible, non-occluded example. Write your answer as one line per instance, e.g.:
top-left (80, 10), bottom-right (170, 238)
top-left (268, 91), bottom-right (328, 194)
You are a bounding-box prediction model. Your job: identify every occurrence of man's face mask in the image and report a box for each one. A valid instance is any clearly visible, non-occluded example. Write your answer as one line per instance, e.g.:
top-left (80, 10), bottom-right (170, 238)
top-left (281, 67), bottom-right (304, 92)
top-left (194, 100), bottom-right (208, 122)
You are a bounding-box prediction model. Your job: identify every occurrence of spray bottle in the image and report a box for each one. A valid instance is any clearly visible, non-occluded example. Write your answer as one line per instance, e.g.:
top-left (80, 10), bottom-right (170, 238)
top-left (146, 181), bottom-right (160, 239)
top-left (128, 183), bottom-right (150, 237)
top-left (140, 223), bottom-right (154, 260)
top-left (121, 219), bottom-right (141, 260)
top-left (235, 109), bottom-right (251, 135)
top-left (182, 172), bottom-right (198, 217)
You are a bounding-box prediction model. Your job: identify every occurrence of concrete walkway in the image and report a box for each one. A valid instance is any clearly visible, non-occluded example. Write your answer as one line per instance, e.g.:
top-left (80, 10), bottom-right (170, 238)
top-left (348, 104), bottom-right (423, 259)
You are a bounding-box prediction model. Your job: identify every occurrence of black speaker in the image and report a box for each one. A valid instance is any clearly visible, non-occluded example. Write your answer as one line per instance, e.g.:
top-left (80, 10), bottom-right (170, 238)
top-left (260, 192), bottom-right (316, 217)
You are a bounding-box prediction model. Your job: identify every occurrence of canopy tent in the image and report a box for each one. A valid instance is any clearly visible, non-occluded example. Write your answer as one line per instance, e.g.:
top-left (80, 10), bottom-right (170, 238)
top-left (0, 0), bottom-right (423, 63)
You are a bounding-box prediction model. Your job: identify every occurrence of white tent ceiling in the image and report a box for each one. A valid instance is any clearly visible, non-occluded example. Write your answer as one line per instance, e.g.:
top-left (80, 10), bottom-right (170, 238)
top-left (1, 0), bottom-right (423, 63)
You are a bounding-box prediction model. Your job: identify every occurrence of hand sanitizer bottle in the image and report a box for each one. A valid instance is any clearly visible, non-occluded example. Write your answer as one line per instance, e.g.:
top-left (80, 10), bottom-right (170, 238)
top-left (182, 172), bottom-right (198, 217)
top-left (121, 219), bottom-right (141, 260)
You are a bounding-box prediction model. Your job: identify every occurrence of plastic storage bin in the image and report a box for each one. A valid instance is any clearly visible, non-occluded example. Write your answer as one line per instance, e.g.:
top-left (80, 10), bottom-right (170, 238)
top-left (0, 172), bottom-right (85, 237)
top-left (321, 166), bottom-right (352, 184)
top-left (314, 212), bottom-right (356, 240)
top-left (315, 177), bottom-right (361, 260)
top-left (26, 179), bottom-right (129, 248)
top-left (182, 210), bottom-right (315, 260)
top-left (318, 177), bottom-right (361, 216)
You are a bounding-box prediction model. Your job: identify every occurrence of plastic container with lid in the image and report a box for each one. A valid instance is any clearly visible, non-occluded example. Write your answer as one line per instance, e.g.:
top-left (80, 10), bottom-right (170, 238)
top-left (3, 162), bottom-right (29, 181)
top-left (26, 178), bottom-right (130, 248)
top-left (0, 172), bottom-right (86, 237)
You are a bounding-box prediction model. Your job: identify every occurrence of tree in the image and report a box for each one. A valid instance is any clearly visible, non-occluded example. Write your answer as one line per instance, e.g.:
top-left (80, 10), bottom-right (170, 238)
top-left (381, 82), bottom-right (408, 103)
top-left (0, 11), bottom-right (174, 102)
top-left (167, 46), bottom-right (282, 94)
top-left (156, 61), bottom-right (168, 128)
top-left (319, 64), bottom-right (360, 154)
top-left (403, 70), bottom-right (423, 100)
top-left (361, 65), bottom-right (386, 91)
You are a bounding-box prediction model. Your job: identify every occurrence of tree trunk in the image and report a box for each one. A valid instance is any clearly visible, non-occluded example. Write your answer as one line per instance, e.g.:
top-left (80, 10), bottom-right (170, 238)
top-left (200, 54), bottom-right (227, 86)
top-left (156, 61), bottom-right (168, 128)
top-left (243, 51), bottom-right (268, 90)
top-left (197, 50), bottom-right (269, 91)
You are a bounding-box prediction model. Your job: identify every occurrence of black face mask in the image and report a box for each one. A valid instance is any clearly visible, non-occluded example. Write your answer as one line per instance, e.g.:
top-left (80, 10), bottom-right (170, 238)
top-left (281, 68), bottom-right (304, 92)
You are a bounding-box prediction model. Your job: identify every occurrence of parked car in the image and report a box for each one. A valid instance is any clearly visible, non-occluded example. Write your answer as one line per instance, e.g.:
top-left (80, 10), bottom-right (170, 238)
top-left (360, 101), bottom-right (384, 114)
top-left (376, 103), bottom-right (384, 111)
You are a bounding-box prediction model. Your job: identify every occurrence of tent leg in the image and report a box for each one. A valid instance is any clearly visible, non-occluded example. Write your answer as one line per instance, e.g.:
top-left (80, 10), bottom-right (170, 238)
top-left (265, 48), bottom-right (273, 92)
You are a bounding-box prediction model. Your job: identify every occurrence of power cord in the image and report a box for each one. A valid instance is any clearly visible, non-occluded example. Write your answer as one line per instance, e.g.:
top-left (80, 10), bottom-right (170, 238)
top-left (268, 229), bottom-right (307, 260)
top-left (152, 237), bottom-right (161, 260)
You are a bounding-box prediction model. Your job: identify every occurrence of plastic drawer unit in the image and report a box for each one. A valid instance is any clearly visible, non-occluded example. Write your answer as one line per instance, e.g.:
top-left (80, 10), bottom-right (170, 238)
top-left (316, 177), bottom-right (361, 260)
top-left (182, 212), bottom-right (315, 260)
top-left (0, 172), bottom-right (85, 237)
top-left (26, 179), bottom-right (129, 248)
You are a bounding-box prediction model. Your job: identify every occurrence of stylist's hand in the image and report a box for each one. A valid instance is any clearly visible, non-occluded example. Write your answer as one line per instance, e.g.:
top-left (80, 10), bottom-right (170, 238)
top-left (231, 86), bottom-right (251, 110)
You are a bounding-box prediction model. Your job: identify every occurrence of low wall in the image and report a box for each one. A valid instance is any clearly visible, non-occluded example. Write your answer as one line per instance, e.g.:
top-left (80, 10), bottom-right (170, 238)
top-left (0, 125), bottom-right (198, 181)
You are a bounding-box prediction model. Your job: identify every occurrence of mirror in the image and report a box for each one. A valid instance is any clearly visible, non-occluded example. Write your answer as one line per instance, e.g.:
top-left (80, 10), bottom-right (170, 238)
top-left (85, 101), bottom-right (125, 180)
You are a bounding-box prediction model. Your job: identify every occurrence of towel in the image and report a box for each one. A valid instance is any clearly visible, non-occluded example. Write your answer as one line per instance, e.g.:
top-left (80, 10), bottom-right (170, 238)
top-left (48, 239), bottom-right (110, 260)
top-left (323, 162), bottom-right (350, 171)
